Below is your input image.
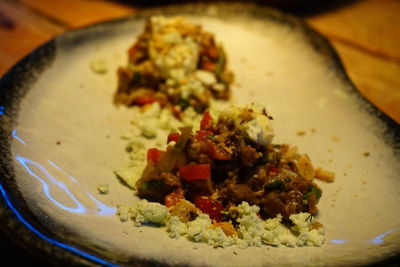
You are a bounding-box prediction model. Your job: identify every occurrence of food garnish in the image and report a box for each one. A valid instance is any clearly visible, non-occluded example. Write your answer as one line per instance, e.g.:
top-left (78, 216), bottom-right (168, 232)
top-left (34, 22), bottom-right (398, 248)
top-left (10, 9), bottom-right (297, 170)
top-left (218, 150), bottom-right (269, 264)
top-left (116, 103), bottom-right (332, 248)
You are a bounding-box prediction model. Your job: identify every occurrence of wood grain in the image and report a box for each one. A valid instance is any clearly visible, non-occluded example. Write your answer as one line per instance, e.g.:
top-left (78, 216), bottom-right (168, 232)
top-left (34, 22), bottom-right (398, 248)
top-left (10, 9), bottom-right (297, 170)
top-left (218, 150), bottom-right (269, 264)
top-left (19, 0), bottom-right (135, 28)
top-left (305, 0), bottom-right (400, 122)
top-left (0, 0), bottom-right (63, 76)
top-left (306, 0), bottom-right (400, 61)
top-left (330, 40), bottom-right (400, 122)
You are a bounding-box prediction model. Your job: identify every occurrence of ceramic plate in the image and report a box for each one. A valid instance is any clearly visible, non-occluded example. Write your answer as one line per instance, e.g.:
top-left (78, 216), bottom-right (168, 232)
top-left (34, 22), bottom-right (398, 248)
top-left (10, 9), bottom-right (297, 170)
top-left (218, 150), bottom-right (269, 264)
top-left (0, 3), bottom-right (399, 266)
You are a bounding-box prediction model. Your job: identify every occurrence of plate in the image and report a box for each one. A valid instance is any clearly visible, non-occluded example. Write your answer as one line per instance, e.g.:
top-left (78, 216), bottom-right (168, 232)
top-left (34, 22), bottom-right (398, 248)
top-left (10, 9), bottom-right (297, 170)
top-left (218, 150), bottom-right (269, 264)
top-left (0, 3), bottom-right (399, 266)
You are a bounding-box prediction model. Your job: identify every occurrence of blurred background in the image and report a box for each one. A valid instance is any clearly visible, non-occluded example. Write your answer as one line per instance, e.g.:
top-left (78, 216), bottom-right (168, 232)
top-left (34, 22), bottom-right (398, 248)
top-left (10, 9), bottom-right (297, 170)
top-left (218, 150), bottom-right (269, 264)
top-left (0, 0), bottom-right (399, 266)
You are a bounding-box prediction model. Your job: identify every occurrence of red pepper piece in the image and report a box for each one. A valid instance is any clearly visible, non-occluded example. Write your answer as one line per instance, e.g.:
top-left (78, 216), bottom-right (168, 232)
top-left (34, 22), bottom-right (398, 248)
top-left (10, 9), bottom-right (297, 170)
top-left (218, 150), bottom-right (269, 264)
top-left (206, 46), bottom-right (219, 60)
top-left (267, 166), bottom-right (280, 175)
top-left (147, 148), bottom-right (165, 163)
top-left (164, 190), bottom-right (184, 208)
top-left (201, 61), bottom-right (215, 72)
top-left (200, 111), bottom-right (212, 130)
top-left (171, 106), bottom-right (183, 120)
top-left (133, 95), bottom-right (156, 106)
top-left (167, 132), bottom-right (180, 143)
top-left (195, 130), bottom-right (213, 141)
top-left (194, 196), bottom-right (222, 222)
top-left (206, 142), bottom-right (231, 160)
top-left (128, 43), bottom-right (141, 63)
top-left (179, 164), bottom-right (211, 181)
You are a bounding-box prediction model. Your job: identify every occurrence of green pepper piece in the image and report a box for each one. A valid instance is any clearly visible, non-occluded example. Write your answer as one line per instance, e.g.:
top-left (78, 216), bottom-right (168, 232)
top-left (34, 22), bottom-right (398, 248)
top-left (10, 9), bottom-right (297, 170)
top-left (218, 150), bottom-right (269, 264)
top-left (133, 72), bottom-right (141, 83)
top-left (264, 180), bottom-right (285, 192)
top-left (140, 179), bottom-right (164, 190)
top-left (179, 97), bottom-right (189, 109)
top-left (215, 46), bottom-right (226, 79)
top-left (304, 185), bottom-right (322, 200)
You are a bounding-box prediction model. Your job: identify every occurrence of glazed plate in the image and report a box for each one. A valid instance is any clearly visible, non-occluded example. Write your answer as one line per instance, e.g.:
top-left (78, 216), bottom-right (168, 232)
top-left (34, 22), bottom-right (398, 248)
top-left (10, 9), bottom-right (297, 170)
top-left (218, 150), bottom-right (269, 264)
top-left (0, 3), bottom-right (399, 266)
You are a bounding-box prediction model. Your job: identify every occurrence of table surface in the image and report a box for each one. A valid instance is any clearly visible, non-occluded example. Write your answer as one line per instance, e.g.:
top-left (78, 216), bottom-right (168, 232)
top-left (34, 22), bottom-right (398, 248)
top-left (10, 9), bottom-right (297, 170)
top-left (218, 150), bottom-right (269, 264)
top-left (0, 0), bottom-right (399, 264)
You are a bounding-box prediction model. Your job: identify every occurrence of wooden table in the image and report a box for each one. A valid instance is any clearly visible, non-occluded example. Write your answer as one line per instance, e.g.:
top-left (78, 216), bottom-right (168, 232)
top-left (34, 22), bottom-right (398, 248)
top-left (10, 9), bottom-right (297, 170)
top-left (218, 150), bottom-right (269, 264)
top-left (1, 0), bottom-right (399, 124)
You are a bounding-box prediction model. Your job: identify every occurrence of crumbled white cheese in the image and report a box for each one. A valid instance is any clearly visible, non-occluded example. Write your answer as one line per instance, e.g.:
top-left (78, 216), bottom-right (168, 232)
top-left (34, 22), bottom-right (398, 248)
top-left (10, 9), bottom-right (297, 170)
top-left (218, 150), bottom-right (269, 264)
top-left (195, 70), bottom-right (217, 85)
top-left (146, 16), bottom-right (221, 101)
top-left (290, 212), bottom-right (325, 247)
top-left (212, 83), bottom-right (226, 92)
top-left (97, 184), bottom-right (109, 194)
top-left (308, 227), bottom-right (325, 246)
top-left (116, 205), bottom-right (132, 222)
top-left (140, 124), bottom-right (158, 139)
top-left (114, 165), bottom-right (142, 189)
top-left (116, 200), bottom-right (325, 248)
top-left (242, 115), bottom-right (274, 145)
top-left (166, 216), bottom-right (188, 239)
top-left (235, 202), bottom-right (325, 248)
top-left (149, 16), bottom-right (199, 80)
top-left (263, 215), bottom-right (297, 247)
top-left (220, 103), bottom-right (274, 145)
top-left (129, 199), bottom-right (169, 226)
top-left (182, 107), bottom-right (203, 131)
top-left (187, 214), bottom-right (236, 248)
top-left (90, 59), bottom-right (108, 74)
top-left (236, 202), bottom-right (264, 247)
top-left (180, 77), bottom-right (205, 99)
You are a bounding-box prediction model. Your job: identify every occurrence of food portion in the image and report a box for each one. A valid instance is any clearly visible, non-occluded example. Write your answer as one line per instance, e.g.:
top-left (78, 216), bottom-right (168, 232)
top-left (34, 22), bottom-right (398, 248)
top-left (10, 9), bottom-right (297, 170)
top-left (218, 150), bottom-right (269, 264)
top-left (115, 16), bottom-right (233, 113)
top-left (136, 104), bottom-right (326, 221)
top-left (113, 15), bottom-right (334, 249)
top-left (116, 104), bottom-right (333, 247)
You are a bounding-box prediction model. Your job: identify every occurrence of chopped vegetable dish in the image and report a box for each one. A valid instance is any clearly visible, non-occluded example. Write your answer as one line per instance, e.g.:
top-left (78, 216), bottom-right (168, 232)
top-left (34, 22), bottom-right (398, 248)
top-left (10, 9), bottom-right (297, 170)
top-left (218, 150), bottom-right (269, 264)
top-left (136, 104), bottom-right (325, 224)
top-left (115, 16), bottom-right (233, 114)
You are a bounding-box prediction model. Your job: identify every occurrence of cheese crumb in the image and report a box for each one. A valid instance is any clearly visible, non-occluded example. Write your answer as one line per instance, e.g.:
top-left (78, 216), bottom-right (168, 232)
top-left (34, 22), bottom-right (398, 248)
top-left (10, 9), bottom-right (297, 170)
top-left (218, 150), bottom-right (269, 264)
top-left (90, 59), bottom-right (108, 74)
top-left (220, 103), bottom-right (274, 145)
top-left (97, 184), bottom-right (109, 194)
top-left (129, 199), bottom-right (169, 226)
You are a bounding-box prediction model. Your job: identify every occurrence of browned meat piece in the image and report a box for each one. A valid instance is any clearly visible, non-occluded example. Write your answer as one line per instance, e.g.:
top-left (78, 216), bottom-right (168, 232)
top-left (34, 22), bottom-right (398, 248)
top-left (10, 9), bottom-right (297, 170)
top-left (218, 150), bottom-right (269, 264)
top-left (116, 67), bottom-right (131, 94)
top-left (220, 184), bottom-right (257, 205)
top-left (128, 39), bottom-right (149, 65)
top-left (185, 179), bottom-right (215, 199)
top-left (282, 190), bottom-right (305, 218)
top-left (160, 172), bottom-right (181, 188)
top-left (114, 63), bottom-right (161, 106)
top-left (186, 140), bottom-right (213, 164)
top-left (136, 178), bottom-right (173, 203)
top-left (307, 193), bottom-right (319, 214)
top-left (246, 175), bottom-right (266, 191)
top-left (136, 167), bottom-right (179, 202)
top-left (260, 192), bottom-right (285, 218)
top-left (240, 145), bottom-right (260, 167)
top-left (285, 176), bottom-right (311, 193)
